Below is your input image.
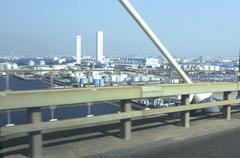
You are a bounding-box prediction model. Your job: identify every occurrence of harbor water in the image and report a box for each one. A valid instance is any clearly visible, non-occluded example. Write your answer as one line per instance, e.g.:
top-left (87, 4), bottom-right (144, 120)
top-left (0, 76), bottom-right (119, 126)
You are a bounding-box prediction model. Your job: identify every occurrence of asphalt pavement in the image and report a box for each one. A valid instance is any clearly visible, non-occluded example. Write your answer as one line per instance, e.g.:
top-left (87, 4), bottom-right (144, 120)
top-left (116, 127), bottom-right (240, 158)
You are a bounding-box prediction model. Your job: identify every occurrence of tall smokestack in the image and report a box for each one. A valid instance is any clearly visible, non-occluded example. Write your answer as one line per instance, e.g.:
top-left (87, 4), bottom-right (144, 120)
top-left (96, 31), bottom-right (104, 64)
top-left (76, 35), bottom-right (81, 64)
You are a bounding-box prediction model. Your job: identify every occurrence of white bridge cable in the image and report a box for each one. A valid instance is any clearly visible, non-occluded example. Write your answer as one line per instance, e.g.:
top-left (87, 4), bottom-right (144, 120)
top-left (118, 0), bottom-right (219, 112)
top-left (119, 0), bottom-right (192, 84)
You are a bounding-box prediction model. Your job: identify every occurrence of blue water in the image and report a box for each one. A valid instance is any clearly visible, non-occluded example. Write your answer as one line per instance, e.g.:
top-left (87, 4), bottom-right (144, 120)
top-left (0, 76), bottom-right (50, 91)
top-left (0, 76), bottom-right (119, 126)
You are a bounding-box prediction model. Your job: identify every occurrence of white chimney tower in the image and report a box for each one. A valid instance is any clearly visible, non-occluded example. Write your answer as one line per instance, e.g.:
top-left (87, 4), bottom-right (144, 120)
top-left (96, 31), bottom-right (104, 64)
top-left (76, 35), bottom-right (81, 64)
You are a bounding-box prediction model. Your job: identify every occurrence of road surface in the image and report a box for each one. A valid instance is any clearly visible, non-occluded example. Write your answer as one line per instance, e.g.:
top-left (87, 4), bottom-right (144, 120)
top-left (118, 127), bottom-right (240, 158)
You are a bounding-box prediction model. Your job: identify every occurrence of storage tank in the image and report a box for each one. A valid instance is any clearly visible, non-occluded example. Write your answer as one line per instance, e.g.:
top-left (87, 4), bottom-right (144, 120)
top-left (93, 79), bottom-right (100, 87)
top-left (89, 77), bottom-right (93, 83)
top-left (80, 78), bottom-right (84, 87)
top-left (133, 76), bottom-right (140, 82)
top-left (99, 79), bottom-right (104, 87)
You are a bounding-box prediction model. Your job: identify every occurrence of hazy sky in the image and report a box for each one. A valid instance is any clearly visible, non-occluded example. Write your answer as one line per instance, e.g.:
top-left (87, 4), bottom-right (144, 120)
top-left (0, 0), bottom-right (240, 57)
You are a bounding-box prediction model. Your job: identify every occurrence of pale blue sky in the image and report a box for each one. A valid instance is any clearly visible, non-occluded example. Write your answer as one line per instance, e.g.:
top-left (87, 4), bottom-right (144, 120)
top-left (0, 0), bottom-right (240, 57)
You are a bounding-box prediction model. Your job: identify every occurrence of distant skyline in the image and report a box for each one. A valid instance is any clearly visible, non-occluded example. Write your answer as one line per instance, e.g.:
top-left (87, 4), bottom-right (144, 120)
top-left (0, 0), bottom-right (240, 57)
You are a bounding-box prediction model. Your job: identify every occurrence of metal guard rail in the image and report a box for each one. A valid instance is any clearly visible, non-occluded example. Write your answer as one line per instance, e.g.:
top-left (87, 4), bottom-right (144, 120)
top-left (1, 99), bottom-right (240, 137)
top-left (1, 82), bottom-right (240, 111)
top-left (0, 82), bottom-right (239, 157)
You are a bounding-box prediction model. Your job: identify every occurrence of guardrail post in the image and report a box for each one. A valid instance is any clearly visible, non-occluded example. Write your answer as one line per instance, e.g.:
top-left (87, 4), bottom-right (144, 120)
top-left (181, 94), bottom-right (190, 128)
top-left (5, 72), bottom-right (10, 91)
top-left (223, 91), bottom-right (231, 120)
top-left (120, 100), bottom-right (132, 140)
top-left (28, 107), bottom-right (42, 158)
top-left (50, 72), bottom-right (54, 88)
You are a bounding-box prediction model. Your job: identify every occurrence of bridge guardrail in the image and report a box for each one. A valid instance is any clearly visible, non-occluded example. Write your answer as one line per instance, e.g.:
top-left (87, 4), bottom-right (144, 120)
top-left (0, 82), bottom-right (239, 157)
